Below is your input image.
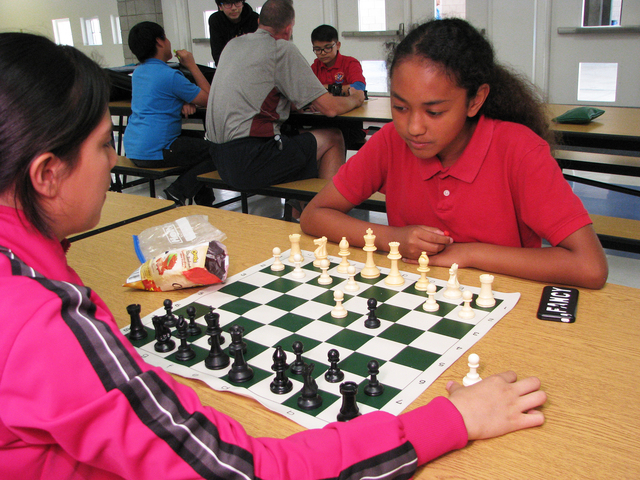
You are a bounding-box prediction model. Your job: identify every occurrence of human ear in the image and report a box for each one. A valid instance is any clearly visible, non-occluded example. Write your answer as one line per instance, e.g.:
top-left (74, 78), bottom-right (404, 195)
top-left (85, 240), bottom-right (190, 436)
top-left (29, 153), bottom-right (66, 199)
top-left (467, 84), bottom-right (490, 117)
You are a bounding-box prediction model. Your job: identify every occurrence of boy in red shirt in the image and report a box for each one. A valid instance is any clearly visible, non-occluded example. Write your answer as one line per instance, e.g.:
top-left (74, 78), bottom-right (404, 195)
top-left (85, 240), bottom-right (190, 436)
top-left (311, 24), bottom-right (366, 95)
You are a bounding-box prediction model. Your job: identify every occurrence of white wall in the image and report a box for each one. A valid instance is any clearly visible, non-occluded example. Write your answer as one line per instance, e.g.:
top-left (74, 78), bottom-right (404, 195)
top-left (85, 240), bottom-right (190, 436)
top-left (0, 0), bottom-right (125, 68)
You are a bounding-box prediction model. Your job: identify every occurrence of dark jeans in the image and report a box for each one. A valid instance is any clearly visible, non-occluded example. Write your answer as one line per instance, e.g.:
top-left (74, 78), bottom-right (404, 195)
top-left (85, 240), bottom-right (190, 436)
top-left (131, 135), bottom-right (215, 198)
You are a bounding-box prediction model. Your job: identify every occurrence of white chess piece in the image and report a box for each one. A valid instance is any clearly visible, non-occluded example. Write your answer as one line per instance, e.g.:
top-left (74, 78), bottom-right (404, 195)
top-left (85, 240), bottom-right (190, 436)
top-left (422, 283), bottom-right (439, 312)
top-left (337, 237), bottom-right (351, 274)
top-left (288, 234), bottom-right (301, 263)
top-left (385, 242), bottom-right (405, 286)
top-left (476, 274), bottom-right (496, 308)
top-left (344, 265), bottom-right (359, 292)
top-left (361, 228), bottom-right (380, 278)
top-left (291, 254), bottom-right (305, 279)
top-left (443, 263), bottom-right (462, 299)
top-left (458, 290), bottom-right (475, 320)
top-left (270, 247), bottom-right (284, 271)
top-left (313, 236), bottom-right (328, 267)
top-left (415, 252), bottom-right (430, 291)
top-left (463, 353), bottom-right (482, 386)
top-left (331, 290), bottom-right (348, 318)
top-left (317, 258), bottom-right (332, 285)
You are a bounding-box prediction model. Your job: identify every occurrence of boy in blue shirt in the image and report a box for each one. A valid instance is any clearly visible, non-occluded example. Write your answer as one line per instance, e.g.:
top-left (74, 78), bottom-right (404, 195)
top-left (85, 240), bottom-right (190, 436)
top-left (123, 22), bottom-right (214, 205)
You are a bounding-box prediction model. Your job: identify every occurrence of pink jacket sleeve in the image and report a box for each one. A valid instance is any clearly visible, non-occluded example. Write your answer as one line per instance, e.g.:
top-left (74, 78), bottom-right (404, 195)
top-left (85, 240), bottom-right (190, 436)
top-left (0, 266), bottom-right (467, 480)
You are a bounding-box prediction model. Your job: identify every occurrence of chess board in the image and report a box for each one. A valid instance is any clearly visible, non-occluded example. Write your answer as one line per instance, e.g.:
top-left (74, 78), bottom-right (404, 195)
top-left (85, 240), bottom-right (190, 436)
top-left (122, 249), bottom-right (520, 430)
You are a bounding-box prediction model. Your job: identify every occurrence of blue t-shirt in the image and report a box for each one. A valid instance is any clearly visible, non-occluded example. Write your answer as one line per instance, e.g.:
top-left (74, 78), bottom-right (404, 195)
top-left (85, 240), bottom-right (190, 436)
top-left (123, 59), bottom-right (201, 160)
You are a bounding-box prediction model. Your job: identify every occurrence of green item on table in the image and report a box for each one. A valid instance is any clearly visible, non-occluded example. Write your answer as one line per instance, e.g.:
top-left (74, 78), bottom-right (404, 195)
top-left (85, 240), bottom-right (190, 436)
top-left (552, 106), bottom-right (605, 124)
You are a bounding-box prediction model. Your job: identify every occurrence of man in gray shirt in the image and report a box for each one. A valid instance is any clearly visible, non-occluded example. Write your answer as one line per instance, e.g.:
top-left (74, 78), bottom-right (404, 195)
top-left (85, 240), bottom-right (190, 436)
top-left (206, 0), bottom-right (365, 200)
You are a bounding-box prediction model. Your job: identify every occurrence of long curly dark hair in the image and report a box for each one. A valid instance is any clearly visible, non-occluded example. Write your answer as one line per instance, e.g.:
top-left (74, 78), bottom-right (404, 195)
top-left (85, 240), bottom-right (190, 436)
top-left (389, 18), bottom-right (554, 145)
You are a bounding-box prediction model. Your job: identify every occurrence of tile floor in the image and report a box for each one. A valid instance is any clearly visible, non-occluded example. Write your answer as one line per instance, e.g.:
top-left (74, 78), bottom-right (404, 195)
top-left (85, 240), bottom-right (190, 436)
top-left (119, 170), bottom-right (640, 290)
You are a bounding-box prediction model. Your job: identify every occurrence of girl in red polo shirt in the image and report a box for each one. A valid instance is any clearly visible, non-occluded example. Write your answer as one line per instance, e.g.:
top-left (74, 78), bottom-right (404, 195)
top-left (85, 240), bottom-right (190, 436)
top-left (301, 18), bottom-right (608, 289)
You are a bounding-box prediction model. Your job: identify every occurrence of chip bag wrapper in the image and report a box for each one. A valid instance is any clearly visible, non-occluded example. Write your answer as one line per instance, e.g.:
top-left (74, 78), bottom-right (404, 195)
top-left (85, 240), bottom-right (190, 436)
top-left (124, 240), bottom-right (228, 291)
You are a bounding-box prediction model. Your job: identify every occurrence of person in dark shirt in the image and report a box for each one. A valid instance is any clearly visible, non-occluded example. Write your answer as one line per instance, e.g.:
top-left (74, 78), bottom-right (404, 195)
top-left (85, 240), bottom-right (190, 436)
top-left (208, 0), bottom-right (259, 66)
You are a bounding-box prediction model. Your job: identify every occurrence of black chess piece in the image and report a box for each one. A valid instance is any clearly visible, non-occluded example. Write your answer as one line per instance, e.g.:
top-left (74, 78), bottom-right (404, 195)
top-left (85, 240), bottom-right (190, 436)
top-left (290, 340), bottom-right (306, 376)
top-left (126, 303), bottom-right (147, 341)
top-left (174, 316), bottom-right (196, 362)
top-left (228, 345), bottom-right (254, 383)
top-left (204, 316), bottom-right (229, 370)
top-left (363, 360), bottom-right (384, 397)
top-left (337, 381), bottom-right (361, 422)
top-left (364, 298), bottom-right (380, 329)
top-left (152, 315), bottom-right (175, 352)
top-left (228, 324), bottom-right (247, 356)
top-left (186, 306), bottom-right (202, 337)
top-left (163, 299), bottom-right (178, 328)
top-left (270, 346), bottom-right (293, 394)
top-left (228, 325), bottom-right (253, 383)
top-left (204, 307), bottom-right (224, 346)
top-left (297, 363), bottom-right (323, 410)
top-left (325, 349), bottom-right (344, 383)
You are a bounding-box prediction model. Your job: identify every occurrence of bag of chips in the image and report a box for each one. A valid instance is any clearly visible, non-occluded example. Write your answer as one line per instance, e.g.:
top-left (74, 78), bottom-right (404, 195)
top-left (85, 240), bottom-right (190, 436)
top-left (124, 240), bottom-right (228, 292)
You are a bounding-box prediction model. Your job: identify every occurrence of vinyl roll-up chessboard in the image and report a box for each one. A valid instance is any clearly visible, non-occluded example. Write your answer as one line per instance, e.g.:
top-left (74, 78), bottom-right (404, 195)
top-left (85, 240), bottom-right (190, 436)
top-left (123, 250), bottom-right (519, 430)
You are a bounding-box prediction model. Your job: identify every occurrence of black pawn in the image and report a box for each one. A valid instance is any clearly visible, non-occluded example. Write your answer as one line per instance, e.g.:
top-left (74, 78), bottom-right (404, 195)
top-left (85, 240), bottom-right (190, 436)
top-left (270, 346), bottom-right (293, 394)
top-left (364, 298), bottom-right (380, 329)
top-left (228, 324), bottom-right (247, 356)
top-left (228, 343), bottom-right (253, 383)
top-left (290, 341), bottom-right (306, 376)
top-left (364, 360), bottom-right (384, 397)
top-left (325, 349), bottom-right (344, 383)
top-left (175, 316), bottom-right (196, 362)
top-left (127, 303), bottom-right (147, 341)
top-left (186, 306), bottom-right (202, 337)
top-left (163, 299), bottom-right (178, 328)
top-left (152, 315), bottom-right (175, 352)
top-left (337, 381), bottom-right (361, 422)
top-left (204, 317), bottom-right (229, 370)
top-left (204, 307), bottom-right (225, 346)
top-left (297, 363), bottom-right (323, 410)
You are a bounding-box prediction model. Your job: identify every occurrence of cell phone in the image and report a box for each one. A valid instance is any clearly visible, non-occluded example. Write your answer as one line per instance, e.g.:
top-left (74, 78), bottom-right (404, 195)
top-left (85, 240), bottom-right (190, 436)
top-left (536, 286), bottom-right (578, 323)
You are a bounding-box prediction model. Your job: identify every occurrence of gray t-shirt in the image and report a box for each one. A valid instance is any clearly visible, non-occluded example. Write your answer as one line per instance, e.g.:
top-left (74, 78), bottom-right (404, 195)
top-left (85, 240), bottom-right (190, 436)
top-left (206, 29), bottom-right (327, 144)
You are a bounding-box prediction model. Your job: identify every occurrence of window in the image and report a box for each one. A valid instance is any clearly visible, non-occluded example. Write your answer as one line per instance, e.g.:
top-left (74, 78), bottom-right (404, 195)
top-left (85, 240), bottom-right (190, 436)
top-left (203, 10), bottom-right (217, 38)
top-left (436, 0), bottom-right (466, 19)
top-left (362, 60), bottom-right (388, 94)
top-left (81, 17), bottom-right (103, 46)
top-left (111, 15), bottom-right (122, 45)
top-left (583, 0), bottom-right (623, 27)
top-left (358, 0), bottom-right (386, 31)
top-left (577, 62), bottom-right (618, 102)
top-left (52, 18), bottom-right (74, 46)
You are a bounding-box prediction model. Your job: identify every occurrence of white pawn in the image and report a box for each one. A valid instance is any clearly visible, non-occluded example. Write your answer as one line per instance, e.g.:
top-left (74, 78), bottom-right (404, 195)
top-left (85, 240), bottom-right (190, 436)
top-left (271, 247), bottom-right (284, 271)
top-left (458, 290), bottom-right (475, 320)
top-left (422, 283), bottom-right (439, 312)
top-left (415, 252), bottom-right (430, 291)
top-left (331, 290), bottom-right (348, 318)
top-left (463, 353), bottom-right (482, 386)
top-left (344, 265), bottom-right (359, 292)
top-left (291, 254), bottom-right (305, 279)
top-left (317, 258), bottom-right (332, 285)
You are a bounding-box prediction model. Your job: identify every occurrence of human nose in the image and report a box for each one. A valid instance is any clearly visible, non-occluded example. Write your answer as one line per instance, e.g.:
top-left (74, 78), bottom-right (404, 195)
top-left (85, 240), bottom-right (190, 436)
top-left (407, 111), bottom-right (426, 136)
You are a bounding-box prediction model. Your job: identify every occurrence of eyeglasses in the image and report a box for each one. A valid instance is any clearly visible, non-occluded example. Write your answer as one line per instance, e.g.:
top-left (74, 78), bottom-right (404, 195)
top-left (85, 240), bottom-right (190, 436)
top-left (312, 42), bottom-right (336, 55)
top-left (221, 1), bottom-right (244, 8)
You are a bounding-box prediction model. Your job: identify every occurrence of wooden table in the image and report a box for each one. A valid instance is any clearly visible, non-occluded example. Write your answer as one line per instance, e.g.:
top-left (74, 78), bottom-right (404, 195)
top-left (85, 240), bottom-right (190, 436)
top-left (66, 205), bottom-right (640, 479)
top-left (547, 104), bottom-right (640, 153)
top-left (68, 192), bottom-right (175, 242)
